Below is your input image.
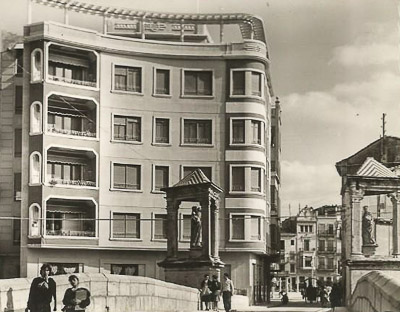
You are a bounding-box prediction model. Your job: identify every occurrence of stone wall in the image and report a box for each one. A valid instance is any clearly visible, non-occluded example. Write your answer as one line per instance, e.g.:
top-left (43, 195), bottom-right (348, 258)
top-left (349, 270), bottom-right (400, 312)
top-left (0, 273), bottom-right (199, 312)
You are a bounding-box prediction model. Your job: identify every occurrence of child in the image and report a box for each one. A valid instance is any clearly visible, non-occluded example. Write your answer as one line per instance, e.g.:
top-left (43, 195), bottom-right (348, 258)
top-left (62, 275), bottom-right (91, 312)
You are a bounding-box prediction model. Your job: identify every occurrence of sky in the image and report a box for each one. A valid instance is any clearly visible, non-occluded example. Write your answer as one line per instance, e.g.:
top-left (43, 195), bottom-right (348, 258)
top-left (1, 0), bottom-right (399, 216)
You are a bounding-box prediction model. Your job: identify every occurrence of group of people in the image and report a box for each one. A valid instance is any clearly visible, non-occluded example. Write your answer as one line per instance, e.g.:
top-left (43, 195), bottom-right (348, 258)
top-left (26, 264), bottom-right (91, 312)
top-left (300, 282), bottom-right (342, 310)
top-left (200, 273), bottom-right (234, 312)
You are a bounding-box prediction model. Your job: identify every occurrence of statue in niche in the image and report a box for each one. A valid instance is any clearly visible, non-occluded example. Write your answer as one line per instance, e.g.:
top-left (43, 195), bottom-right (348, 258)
top-left (191, 206), bottom-right (202, 248)
top-left (362, 205), bottom-right (376, 245)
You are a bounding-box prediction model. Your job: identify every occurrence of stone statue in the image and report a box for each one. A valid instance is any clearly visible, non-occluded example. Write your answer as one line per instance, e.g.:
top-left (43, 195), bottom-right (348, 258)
top-left (362, 205), bottom-right (376, 245)
top-left (191, 206), bottom-right (202, 247)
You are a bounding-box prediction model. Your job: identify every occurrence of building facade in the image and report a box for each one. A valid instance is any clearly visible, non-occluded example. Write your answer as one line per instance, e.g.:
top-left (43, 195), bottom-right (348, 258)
top-left (277, 205), bottom-right (342, 292)
top-left (0, 0), bottom-right (283, 302)
top-left (0, 42), bottom-right (23, 278)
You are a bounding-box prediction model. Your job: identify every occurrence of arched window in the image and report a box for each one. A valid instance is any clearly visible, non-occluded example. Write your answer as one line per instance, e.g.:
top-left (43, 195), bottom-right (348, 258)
top-left (29, 204), bottom-right (41, 237)
top-left (31, 49), bottom-right (43, 82)
top-left (30, 152), bottom-right (42, 184)
top-left (30, 101), bottom-right (42, 134)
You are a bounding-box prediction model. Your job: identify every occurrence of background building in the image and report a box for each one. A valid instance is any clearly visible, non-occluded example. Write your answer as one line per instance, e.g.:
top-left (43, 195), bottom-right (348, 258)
top-left (0, 0), bottom-right (282, 304)
top-left (277, 205), bottom-right (342, 292)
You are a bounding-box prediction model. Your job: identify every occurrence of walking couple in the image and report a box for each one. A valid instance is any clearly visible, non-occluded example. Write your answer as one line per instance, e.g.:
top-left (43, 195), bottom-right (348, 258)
top-left (26, 264), bottom-right (91, 312)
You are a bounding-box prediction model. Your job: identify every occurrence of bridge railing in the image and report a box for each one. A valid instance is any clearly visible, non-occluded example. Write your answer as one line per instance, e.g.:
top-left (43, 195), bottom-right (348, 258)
top-left (0, 273), bottom-right (199, 312)
top-left (349, 270), bottom-right (400, 312)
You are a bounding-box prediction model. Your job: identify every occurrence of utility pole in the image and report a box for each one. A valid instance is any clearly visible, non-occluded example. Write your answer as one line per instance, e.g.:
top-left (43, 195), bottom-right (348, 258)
top-left (381, 113), bottom-right (386, 162)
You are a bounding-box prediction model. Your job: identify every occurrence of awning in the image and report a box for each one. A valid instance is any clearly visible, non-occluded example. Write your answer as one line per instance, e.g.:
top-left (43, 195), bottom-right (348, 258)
top-left (48, 111), bottom-right (85, 118)
top-left (49, 54), bottom-right (90, 68)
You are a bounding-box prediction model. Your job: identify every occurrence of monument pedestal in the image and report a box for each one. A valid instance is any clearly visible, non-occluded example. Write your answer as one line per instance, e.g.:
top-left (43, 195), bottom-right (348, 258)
top-left (159, 257), bottom-right (224, 289)
top-left (362, 244), bottom-right (377, 257)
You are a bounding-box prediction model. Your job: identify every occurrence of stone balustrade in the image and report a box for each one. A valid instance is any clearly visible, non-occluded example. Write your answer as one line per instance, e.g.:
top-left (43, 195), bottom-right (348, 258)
top-left (349, 270), bottom-right (400, 312)
top-left (0, 273), bottom-right (199, 312)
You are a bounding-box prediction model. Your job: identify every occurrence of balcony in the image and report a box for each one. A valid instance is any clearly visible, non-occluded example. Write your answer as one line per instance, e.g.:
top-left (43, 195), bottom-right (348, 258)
top-left (47, 94), bottom-right (97, 139)
top-left (47, 44), bottom-right (97, 89)
top-left (46, 147), bottom-right (97, 188)
top-left (318, 230), bottom-right (335, 237)
top-left (45, 198), bottom-right (96, 238)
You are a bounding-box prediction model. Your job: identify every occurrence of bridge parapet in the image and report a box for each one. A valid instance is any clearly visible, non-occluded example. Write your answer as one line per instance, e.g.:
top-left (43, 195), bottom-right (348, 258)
top-left (350, 270), bottom-right (400, 312)
top-left (0, 273), bottom-right (199, 312)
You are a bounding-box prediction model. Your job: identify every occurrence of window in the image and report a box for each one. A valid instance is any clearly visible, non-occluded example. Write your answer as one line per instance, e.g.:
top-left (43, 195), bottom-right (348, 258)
top-left (14, 173), bottom-right (21, 201)
top-left (154, 166), bottom-right (169, 191)
top-left (182, 214), bottom-right (191, 241)
top-left (30, 152), bottom-right (41, 184)
top-left (250, 216), bottom-right (261, 240)
top-left (290, 264), bottom-right (295, 273)
top-left (318, 223), bottom-right (325, 234)
top-left (154, 69), bottom-right (170, 95)
top-left (183, 166), bottom-right (212, 181)
top-left (48, 263), bottom-right (81, 275)
top-left (113, 164), bottom-right (141, 190)
top-left (232, 71), bottom-right (245, 95)
top-left (113, 116), bottom-right (141, 142)
top-left (154, 214), bottom-right (167, 240)
top-left (251, 120), bottom-right (261, 144)
top-left (280, 240), bottom-right (285, 250)
top-left (232, 120), bottom-right (245, 144)
top-left (30, 102), bottom-right (42, 134)
top-left (114, 65), bottom-right (142, 93)
top-left (13, 219), bottom-right (20, 245)
top-left (271, 126), bottom-right (276, 147)
top-left (183, 119), bottom-right (212, 144)
top-left (14, 129), bottom-right (22, 157)
top-left (230, 69), bottom-right (263, 97)
top-left (318, 257), bottom-right (325, 269)
top-left (231, 119), bottom-right (264, 146)
top-left (304, 256), bottom-right (312, 268)
top-left (47, 162), bottom-right (82, 182)
top-left (251, 72), bottom-right (262, 96)
top-left (231, 167), bottom-right (245, 191)
top-left (327, 257), bottom-right (334, 269)
top-left (154, 118), bottom-right (169, 144)
top-left (304, 239), bottom-right (310, 251)
top-left (31, 49), bottom-right (43, 82)
top-left (112, 213), bottom-right (140, 238)
top-left (291, 240), bottom-right (295, 246)
top-left (29, 204), bottom-right (41, 237)
top-left (111, 264), bottom-right (143, 276)
top-left (327, 240), bottom-right (334, 251)
top-left (16, 49), bottom-right (23, 76)
top-left (15, 86), bottom-right (22, 113)
top-left (319, 239), bottom-right (325, 251)
top-left (231, 215), bottom-right (245, 240)
top-left (251, 168), bottom-right (261, 192)
top-left (183, 70), bottom-right (212, 96)
top-left (328, 224), bottom-right (334, 234)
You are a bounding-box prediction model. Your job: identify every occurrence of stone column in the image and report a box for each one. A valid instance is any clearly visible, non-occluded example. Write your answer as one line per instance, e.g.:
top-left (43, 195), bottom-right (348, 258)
top-left (296, 276), bottom-right (299, 292)
top-left (166, 199), bottom-right (180, 259)
top-left (210, 198), bottom-right (220, 259)
top-left (390, 192), bottom-right (400, 257)
top-left (350, 185), bottom-right (364, 255)
top-left (200, 198), bottom-right (212, 258)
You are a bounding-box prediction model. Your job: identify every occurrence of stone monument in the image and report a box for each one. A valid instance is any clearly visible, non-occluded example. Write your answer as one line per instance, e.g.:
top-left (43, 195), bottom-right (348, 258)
top-left (158, 169), bottom-right (224, 289)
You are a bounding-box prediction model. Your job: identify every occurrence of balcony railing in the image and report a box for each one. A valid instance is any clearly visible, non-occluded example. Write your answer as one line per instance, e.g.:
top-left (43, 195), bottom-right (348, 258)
top-left (48, 125), bottom-right (96, 138)
top-left (46, 229), bottom-right (95, 237)
top-left (48, 74), bottom-right (96, 87)
top-left (49, 179), bottom-right (96, 187)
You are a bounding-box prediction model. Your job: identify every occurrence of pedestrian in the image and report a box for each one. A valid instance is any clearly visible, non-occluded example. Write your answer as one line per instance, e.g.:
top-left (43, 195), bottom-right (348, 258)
top-left (329, 283), bottom-right (342, 311)
top-left (200, 274), bottom-right (211, 311)
top-left (222, 273), bottom-right (234, 312)
top-left (209, 274), bottom-right (221, 311)
top-left (62, 275), bottom-right (91, 312)
top-left (26, 264), bottom-right (57, 312)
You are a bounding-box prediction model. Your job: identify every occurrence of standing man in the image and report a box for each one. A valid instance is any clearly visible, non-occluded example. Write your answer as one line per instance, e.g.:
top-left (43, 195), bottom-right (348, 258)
top-left (26, 264), bottom-right (57, 312)
top-left (222, 273), bottom-right (234, 312)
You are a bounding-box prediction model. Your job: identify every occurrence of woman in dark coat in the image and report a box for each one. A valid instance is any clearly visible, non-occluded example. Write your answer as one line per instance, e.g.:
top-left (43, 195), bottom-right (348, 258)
top-left (329, 283), bottom-right (342, 311)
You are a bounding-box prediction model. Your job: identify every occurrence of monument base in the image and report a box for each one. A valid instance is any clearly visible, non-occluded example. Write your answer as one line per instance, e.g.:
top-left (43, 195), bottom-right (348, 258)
top-left (164, 266), bottom-right (221, 289)
top-left (362, 244), bottom-right (378, 257)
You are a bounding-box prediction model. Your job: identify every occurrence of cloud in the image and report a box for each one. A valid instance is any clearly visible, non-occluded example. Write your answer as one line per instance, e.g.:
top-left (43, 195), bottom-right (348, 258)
top-left (330, 22), bottom-right (398, 67)
top-left (280, 160), bottom-right (341, 216)
top-left (280, 70), bottom-right (400, 215)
